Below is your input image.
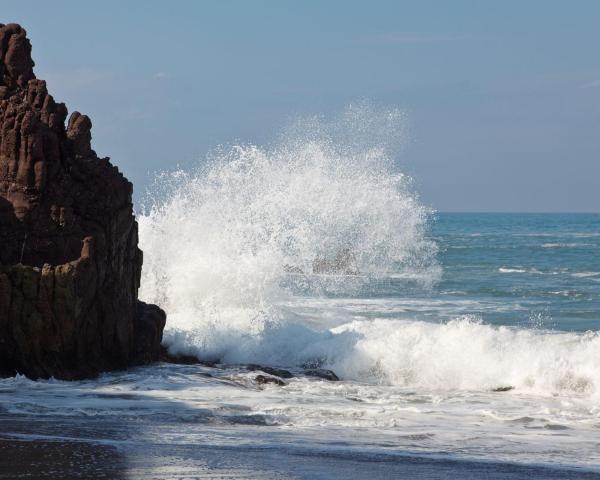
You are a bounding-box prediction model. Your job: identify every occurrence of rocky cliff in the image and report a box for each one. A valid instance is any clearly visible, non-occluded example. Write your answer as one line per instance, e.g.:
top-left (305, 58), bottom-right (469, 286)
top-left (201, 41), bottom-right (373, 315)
top-left (0, 23), bottom-right (166, 379)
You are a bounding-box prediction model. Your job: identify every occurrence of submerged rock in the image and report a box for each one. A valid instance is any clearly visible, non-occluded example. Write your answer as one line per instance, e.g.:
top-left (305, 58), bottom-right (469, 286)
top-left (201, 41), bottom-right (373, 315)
top-left (159, 347), bottom-right (217, 367)
top-left (312, 248), bottom-right (359, 275)
top-left (492, 386), bottom-right (515, 392)
top-left (283, 264), bottom-right (304, 274)
top-left (303, 368), bottom-right (340, 381)
top-left (255, 374), bottom-right (287, 386)
top-left (0, 24), bottom-right (166, 379)
top-left (244, 364), bottom-right (294, 379)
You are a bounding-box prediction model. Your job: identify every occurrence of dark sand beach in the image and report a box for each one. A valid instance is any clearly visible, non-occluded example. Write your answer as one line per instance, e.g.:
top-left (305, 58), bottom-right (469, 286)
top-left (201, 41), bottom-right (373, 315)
top-left (2, 412), bottom-right (600, 480)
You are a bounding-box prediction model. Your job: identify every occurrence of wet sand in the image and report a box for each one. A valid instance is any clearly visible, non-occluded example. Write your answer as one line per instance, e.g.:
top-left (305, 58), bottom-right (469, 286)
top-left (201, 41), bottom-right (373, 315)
top-left (2, 405), bottom-right (599, 480)
top-left (2, 435), bottom-right (600, 480)
top-left (0, 439), bottom-right (125, 479)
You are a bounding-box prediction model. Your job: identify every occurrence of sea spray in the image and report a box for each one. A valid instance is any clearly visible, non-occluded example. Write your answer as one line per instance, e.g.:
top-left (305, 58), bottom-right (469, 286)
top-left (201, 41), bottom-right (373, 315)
top-left (139, 104), bottom-right (438, 363)
top-left (138, 105), bottom-right (600, 400)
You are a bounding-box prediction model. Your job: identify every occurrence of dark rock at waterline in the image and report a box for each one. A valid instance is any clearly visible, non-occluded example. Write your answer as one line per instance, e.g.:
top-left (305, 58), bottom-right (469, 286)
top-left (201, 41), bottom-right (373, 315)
top-left (262, 366), bottom-right (293, 379)
top-left (492, 386), bottom-right (515, 392)
top-left (133, 302), bottom-right (167, 364)
top-left (255, 374), bottom-right (287, 386)
top-left (245, 364), bottom-right (294, 379)
top-left (160, 350), bottom-right (204, 365)
top-left (303, 368), bottom-right (340, 381)
top-left (0, 24), bottom-right (166, 380)
top-left (159, 347), bottom-right (218, 367)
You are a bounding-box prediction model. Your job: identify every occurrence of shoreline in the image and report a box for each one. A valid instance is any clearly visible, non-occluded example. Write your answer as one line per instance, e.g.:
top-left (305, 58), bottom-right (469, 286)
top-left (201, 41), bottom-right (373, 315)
top-left (2, 434), bottom-right (599, 480)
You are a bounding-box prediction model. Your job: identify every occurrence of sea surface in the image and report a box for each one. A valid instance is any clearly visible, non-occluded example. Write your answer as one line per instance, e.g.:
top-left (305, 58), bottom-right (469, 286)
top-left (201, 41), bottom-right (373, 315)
top-left (1, 109), bottom-right (599, 479)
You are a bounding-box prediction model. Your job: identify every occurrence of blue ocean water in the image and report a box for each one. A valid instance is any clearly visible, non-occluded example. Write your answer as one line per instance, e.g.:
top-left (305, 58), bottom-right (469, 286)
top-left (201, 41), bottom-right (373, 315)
top-left (432, 212), bottom-right (600, 331)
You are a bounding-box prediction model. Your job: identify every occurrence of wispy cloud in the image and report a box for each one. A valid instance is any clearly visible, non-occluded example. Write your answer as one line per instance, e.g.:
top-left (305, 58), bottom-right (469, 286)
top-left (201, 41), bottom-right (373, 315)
top-left (354, 32), bottom-right (454, 46)
top-left (579, 79), bottom-right (600, 89)
top-left (153, 71), bottom-right (170, 80)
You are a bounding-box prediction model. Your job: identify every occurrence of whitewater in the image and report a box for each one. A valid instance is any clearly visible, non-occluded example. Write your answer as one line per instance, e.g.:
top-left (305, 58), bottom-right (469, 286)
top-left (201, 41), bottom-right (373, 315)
top-left (1, 106), bottom-right (599, 478)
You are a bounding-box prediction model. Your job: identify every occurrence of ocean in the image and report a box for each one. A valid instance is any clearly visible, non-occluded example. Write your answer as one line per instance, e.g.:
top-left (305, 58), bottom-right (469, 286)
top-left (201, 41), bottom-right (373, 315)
top-left (1, 109), bottom-right (599, 479)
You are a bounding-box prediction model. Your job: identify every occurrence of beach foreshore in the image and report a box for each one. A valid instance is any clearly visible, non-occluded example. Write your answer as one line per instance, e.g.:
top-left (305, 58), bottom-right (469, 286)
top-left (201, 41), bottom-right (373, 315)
top-left (0, 438), bottom-right (125, 479)
top-left (2, 432), bottom-right (600, 480)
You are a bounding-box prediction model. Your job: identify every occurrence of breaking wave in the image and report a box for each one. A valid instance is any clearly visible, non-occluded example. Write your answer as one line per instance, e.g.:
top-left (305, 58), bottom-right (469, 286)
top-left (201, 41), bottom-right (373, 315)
top-left (329, 317), bottom-right (600, 396)
top-left (138, 104), bottom-right (437, 360)
top-left (138, 104), bottom-right (600, 399)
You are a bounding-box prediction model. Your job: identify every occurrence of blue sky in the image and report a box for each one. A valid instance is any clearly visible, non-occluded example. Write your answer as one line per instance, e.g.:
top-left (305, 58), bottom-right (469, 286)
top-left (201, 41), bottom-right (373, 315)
top-left (4, 0), bottom-right (599, 212)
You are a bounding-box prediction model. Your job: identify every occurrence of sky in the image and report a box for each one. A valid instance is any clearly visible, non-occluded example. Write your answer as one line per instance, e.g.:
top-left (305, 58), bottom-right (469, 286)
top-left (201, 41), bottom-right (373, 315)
top-left (3, 0), bottom-right (599, 212)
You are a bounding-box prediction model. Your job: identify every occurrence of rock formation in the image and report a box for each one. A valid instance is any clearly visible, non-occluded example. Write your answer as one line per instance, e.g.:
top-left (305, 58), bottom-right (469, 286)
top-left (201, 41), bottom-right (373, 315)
top-left (0, 23), bottom-right (166, 379)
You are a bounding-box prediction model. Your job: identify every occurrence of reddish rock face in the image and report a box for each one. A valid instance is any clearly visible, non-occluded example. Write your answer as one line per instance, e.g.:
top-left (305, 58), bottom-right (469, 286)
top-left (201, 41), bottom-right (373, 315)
top-left (0, 23), bottom-right (165, 379)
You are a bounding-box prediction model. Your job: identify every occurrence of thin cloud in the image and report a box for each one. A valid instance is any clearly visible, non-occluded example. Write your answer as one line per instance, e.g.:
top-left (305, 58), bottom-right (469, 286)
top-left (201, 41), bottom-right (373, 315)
top-left (579, 79), bottom-right (600, 89)
top-left (153, 71), bottom-right (170, 80)
top-left (354, 32), bottom-right (454, 46)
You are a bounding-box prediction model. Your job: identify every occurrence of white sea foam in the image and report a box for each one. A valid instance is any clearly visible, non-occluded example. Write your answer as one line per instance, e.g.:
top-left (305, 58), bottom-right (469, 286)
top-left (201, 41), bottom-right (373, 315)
top-left (572, 271), bottom-right (600, 278)
top-left (3, 356), bottom-right (600, 469)
top-left (542, 242), bottom-right (597, 248)
top-left (498, 267), bottom-right (557, 275)
top-left (328, 317), bottom-right (600, 396)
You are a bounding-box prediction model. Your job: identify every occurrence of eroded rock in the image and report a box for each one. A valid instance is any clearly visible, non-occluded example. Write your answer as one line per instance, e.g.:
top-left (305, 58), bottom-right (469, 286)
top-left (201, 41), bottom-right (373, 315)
top-left (0, 23), bottom-right (166, 380)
